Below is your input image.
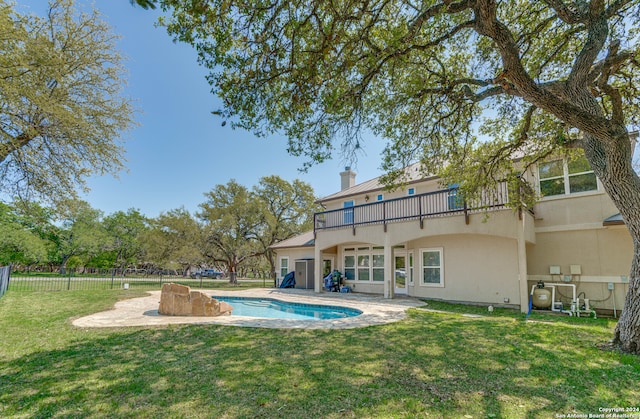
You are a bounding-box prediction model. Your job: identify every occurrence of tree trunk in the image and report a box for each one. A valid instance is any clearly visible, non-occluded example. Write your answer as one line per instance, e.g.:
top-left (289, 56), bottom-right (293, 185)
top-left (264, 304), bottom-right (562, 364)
top-left (614, 247), bottom-right (640, 353)
top-left (266, 249), bottom-right (277, 287)
top-left (59, 255), bottom-right (70, 275)
top-left (583, 133), bottom-right (640, 354)
top-left (228, 261), bottom-right (238, 285)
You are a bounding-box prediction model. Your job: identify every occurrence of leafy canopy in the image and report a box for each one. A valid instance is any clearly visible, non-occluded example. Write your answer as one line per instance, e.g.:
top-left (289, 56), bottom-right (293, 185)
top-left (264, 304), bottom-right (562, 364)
top-left (149, 0), bottom-right (639, 204)
top-left (0, 0), bottom-right (135, 207)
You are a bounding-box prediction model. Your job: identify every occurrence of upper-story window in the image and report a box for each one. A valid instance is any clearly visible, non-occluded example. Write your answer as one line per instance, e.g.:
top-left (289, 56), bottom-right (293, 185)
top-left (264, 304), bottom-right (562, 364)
top-left (343, 200), bottom-right (354, 223)
top-left (538, 155), bottom-right (597, 197)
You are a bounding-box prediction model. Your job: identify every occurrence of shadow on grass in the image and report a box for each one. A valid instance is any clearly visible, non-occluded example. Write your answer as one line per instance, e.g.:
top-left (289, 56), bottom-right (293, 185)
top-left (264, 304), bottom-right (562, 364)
top-left (1, 302), bottom-right (639, 418)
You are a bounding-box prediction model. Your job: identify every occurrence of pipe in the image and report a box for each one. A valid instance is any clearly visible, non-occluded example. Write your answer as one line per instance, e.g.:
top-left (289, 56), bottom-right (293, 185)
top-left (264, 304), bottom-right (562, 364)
top-left (612, 287), bottom-right (617, 318)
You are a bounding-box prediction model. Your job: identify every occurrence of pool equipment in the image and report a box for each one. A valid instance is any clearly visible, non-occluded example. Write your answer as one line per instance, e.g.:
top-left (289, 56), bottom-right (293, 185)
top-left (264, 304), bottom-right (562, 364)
top-left (532, 281), bottom-right (552, 309)
top-left (529, 281), bottom-right (596, 318)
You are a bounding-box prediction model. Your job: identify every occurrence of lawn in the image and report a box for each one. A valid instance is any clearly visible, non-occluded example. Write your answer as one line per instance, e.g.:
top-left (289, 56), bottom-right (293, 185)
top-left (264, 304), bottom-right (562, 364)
top-left (0, 289), bottom-right (638, 418)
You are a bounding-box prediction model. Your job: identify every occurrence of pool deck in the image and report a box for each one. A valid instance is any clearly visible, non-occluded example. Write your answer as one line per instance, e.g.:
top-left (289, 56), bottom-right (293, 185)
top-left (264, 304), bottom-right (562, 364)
top-left (72, 288), bottom-right (426, 329)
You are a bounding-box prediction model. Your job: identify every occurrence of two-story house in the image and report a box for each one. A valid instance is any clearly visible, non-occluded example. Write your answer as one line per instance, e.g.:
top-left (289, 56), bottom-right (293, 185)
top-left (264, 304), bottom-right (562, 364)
top-left (272, 146), bottom-right (636, 315)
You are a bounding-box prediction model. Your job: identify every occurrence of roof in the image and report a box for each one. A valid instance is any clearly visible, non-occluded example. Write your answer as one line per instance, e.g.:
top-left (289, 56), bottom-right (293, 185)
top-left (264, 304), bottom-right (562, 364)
top-left (318, 163), bottom-right (435, 203)
top-left (270, 231), bottom-right (315, 249)
top-left (603, 213), bottom-right (625, 226)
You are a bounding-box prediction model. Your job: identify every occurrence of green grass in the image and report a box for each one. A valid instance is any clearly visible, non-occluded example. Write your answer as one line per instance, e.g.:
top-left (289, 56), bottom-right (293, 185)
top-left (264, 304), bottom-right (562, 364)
top-left (0, 290), bottom-right (638, 418)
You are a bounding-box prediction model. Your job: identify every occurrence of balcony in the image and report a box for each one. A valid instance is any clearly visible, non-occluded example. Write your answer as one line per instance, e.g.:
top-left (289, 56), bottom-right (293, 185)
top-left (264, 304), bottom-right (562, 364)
top-left (314, 184), bottom-right (513, 233)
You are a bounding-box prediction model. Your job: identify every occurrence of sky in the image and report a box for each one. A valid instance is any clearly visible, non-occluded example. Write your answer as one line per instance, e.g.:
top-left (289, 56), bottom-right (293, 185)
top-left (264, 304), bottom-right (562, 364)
top-left (21, 0), bottom-right (388, 218)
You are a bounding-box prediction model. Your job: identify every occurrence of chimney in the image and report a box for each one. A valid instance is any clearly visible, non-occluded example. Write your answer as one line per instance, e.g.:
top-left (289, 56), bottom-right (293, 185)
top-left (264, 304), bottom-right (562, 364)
top-left (340, 166), bottom-right (356, 191)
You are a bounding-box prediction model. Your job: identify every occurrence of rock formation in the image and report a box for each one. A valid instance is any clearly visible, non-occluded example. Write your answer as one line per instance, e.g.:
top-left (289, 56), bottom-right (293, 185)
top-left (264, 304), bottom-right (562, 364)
top-left (158, 283), bottom-right (233, 317)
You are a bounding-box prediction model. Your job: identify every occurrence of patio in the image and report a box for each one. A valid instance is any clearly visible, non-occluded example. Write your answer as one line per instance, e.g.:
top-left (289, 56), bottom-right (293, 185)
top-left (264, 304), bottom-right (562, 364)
top-left (72, 288), bottom-right (425, 329)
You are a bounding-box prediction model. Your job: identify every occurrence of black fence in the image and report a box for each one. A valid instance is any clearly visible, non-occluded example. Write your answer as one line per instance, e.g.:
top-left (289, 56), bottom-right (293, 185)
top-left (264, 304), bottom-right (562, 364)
top-left (6, 274), bottom-right (243, 292)
top-left (314, 184), bottom-right (510, 232)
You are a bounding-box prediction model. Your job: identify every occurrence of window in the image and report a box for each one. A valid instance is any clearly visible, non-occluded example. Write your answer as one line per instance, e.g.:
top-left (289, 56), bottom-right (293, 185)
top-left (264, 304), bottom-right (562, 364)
top-left (377, 194), bottom-right (384, 201)
top-left (357, 255), bottom-right (370, 281)
top-left (344, 254), bottom-right (355, 280)
top-left (342, 246), bottom-right (386, 282)
top-left (279, 257), bottom-right (289, 279)
top-left (447, 183), bottom-right (464, 210)
top-left (343, 200), bottom-right (354, 224)
top-left (372, 254), bottom-right (385, 281)
top-left (421, 248), bottom-right (443, 286)
top-left (538, 155), bottom-right (597, 197)
top-left (407, 188), bottom-right (415, 196)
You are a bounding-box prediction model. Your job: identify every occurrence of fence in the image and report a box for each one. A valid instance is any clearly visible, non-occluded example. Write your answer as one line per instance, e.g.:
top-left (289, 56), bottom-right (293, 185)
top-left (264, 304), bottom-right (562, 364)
top-left (7, 273), bottom-right (239, 293)
top-left (0, 265), bottom-right (10, 298)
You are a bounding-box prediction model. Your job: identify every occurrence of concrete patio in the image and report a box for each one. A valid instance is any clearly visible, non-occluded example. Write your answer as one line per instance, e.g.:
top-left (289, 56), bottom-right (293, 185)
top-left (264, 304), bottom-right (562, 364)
top-left (72, 288), bottom-right (426, 329)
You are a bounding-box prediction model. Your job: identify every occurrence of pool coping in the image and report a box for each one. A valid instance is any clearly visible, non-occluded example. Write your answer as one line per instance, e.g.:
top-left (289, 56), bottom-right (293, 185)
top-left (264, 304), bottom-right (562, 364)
top-left (72, 288), bottom-right (426, 329)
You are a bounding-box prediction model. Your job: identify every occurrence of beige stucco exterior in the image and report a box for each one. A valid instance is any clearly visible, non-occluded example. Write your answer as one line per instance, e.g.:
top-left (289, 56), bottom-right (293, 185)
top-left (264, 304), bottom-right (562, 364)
top-left (272, 163), bottom-right (633, 316)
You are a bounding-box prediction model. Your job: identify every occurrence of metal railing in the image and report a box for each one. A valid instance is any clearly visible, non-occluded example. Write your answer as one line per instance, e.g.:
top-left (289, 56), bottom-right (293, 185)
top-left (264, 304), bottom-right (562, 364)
top-left (314, 184), bottom-right (511, 232)
top-left (7, 272), bottom-right (226, 292)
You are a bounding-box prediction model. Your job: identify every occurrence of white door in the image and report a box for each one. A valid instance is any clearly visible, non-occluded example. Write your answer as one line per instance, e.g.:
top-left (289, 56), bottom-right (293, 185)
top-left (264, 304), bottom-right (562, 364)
top-left (394, 253), bottom-right (407, 295)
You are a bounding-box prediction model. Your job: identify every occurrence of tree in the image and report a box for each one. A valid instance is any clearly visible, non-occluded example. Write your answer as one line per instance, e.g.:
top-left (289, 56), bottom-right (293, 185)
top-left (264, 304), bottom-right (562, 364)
top-left (142, 207), bottom-right (204, 274)
top-left (130, 0), bottom-right (156, 9)
top-left (142, 0), bottom-right (640, 353)
top-left (0, 202), bottom-right (49, 266)
top-left (102, 209), bottom-right (149, 271)
top-left (253, 176), bottom-right (320, 284)
top-left (49, 200), bottom-right (106, 274)
top-left (0, 0), bottom-right (135, 207)
top-left (198, 180), bottom-right (263, 284)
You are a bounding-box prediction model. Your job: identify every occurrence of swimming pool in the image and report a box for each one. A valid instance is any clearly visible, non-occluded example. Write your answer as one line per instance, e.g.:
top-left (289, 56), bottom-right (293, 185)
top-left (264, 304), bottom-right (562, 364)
top-left (212, 296), bottom-right (362, 320)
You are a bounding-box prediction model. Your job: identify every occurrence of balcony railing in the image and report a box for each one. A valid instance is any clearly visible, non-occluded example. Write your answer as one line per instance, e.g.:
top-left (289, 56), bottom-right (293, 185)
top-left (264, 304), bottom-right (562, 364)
top-left (314, 184), bottom-right (511, 233)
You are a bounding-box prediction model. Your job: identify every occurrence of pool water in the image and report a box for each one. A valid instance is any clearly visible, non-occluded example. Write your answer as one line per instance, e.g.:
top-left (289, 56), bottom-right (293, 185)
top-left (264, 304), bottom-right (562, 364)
top-left (212, 296), bottom-right (362, 320)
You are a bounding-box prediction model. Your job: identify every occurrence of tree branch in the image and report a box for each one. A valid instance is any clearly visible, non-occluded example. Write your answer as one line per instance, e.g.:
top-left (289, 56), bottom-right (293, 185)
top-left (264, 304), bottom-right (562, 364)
top-left (542, 0), bottom-right (586, 24)
top-left (567, 0), bottom-right (608, 88)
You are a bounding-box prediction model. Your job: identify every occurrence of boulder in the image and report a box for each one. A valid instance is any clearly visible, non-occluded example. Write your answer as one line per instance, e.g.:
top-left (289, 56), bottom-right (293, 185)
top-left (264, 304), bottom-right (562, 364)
top-left (158, 283), bottom-right (232, 317)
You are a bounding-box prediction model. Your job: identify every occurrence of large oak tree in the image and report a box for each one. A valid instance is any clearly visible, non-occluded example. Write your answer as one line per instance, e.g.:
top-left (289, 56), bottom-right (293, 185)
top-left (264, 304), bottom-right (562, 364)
top-left (1, 0), bottom-right (135, 206)
top-left (135, 0), bottom-right (640, 353)
top-left (253, 175), bottom-right (320, 283)
top-left (198, 180), bottom-right (263, 284)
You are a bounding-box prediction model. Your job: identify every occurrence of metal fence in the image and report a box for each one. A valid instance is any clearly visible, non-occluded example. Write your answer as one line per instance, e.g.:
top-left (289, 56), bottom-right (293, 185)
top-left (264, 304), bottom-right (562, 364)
top-left (0, 265), bottom-right (10, 299)
top-left (315, 183), bottom-right (511, 232)
top-left (6, 273), bottom-right (237, 292)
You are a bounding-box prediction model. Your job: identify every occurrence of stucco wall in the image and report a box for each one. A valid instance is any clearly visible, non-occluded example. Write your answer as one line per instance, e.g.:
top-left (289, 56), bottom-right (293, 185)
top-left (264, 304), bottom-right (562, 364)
top-left (273, 248), bottom-right (314, 282)
top-left (526, 225), bottom-right (632, 313)
top-left (527, 227), bottom-right (632, 277)
top-left (405, 234), bottom-right (521, 306)
top-left (525, 188), bottom-right (633, 313)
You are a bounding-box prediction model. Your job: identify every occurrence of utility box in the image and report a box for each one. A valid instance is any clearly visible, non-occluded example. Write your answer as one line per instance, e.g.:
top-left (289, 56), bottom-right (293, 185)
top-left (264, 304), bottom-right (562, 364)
top-left (295, 259), bottom-right (315, 289)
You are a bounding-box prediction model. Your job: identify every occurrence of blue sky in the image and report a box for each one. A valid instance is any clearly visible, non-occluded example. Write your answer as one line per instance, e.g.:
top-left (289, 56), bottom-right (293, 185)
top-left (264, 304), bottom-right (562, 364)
top-left (22, 1), bottom-right (387, 218)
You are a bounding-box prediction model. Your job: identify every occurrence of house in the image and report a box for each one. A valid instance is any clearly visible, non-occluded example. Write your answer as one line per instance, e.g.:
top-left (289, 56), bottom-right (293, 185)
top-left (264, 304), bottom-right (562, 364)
top-left (272, 144), bottom-right (636, 315)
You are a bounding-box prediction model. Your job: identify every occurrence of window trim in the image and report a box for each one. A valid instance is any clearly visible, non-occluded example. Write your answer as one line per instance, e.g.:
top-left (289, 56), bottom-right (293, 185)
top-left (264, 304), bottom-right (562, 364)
top-left (419, 247), bottom-right (444, 288)
top-left (342, 246), bottom-right (385, 283)
top-left (538, 156), bottom-right (598, 198)
top-left (279, 257), bottom-right (289, 279)
top-left (408, 251), bottom-right (414, 285)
